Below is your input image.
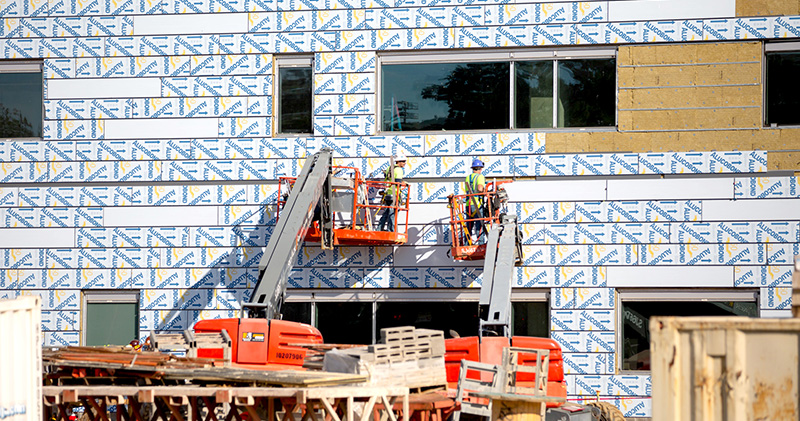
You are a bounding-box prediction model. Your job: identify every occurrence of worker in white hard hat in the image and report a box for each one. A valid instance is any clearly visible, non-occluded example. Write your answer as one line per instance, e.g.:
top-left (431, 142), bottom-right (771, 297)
top-left (378, 153), bottom-right (407, 232)
top-left (464, 158), bottom-right (486, 242)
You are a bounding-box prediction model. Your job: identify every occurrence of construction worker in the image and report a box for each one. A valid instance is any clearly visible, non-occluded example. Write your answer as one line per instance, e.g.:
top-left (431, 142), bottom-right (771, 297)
top-left (378, 153), bottom-right (407, 232)
top-left (464, 158), bottom-right (486, 242)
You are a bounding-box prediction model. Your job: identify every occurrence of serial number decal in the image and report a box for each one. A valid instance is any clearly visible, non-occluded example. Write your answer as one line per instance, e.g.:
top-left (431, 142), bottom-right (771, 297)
top-left (276, 352), bottom-right (303, 360)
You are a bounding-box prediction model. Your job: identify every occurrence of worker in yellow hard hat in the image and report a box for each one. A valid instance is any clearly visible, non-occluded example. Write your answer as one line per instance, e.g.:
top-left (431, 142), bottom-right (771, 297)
top-left (378, 153), bottom-right (407, 232)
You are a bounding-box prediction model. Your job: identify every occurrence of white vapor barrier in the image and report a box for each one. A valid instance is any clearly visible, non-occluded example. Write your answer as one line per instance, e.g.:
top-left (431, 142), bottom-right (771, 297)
top-left (607, 178), bottom-right (734, 201)
top-left (0, 228), bottom-right (74, 248)
top-left (134, 14), bottom-right (249, 35)
top-left (105, 119), bottom-right (219, 140)
top-left (607, 266), bottom-right (733, 287)
top-left (608, 0), bottom-right (735, 21)
top-left (703, 199), bottom-right (800, 221)
top-left (406, 203), bottom-right (451, 224)
top-left (104, 206), bottom-right (218, 227)
top-left (504, 180), bottom-right (607, 202)
top-left (47, 78), bottom-right (162, 100)
top-left (394, 245), bottom-right (481, 267)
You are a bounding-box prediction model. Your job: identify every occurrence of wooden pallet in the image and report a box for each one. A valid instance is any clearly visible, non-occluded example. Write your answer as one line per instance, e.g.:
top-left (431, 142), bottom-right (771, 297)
top-left (324, 326), bottom-right (447, 389)
top-left (150, 329), bottom-right (232, 363)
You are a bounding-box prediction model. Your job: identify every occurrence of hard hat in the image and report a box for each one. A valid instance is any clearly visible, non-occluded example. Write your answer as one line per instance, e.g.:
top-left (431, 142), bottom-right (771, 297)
top-left (394, 153), bottom-right (407, 162)
top-left (471, 158), bottom-right (484, 168)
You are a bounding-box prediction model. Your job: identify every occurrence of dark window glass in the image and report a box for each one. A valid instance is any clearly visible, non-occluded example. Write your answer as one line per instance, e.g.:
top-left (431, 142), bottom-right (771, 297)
top-left (621, 300), bottom-right (757, 371)
top-left (515, 61), bottom-right (553, 128)
top-left (85, 302), bottom-right (138, 346)
top-left (0, 72), bottom-right (42, 138)
top-left (382, 62), bottom-right (509, 131)
top-left (512, 302), bottom-right (549, 337)
top-left (376, 301), bottom-right (479, 339)
top-left (766, 52), bottom-right (800, 125)
top-left (316, 302), bottom-right (372, 344)
top-left (282, 302), bottom-right (312, 325)
top-left (557, 59), bottom-right (615, 127)
top-left (279, 67), bottom-right (312, 133)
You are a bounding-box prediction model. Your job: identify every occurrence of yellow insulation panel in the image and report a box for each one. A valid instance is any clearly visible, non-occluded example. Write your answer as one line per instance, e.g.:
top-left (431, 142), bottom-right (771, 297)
top-left (768, 151), bottom-right (800, 171)
top-left (619, 42), bottom-right (760, 66)
top-left (546, 128), bottom-right (800, 157)
top-left (737, 0), bottom-right (800, 17)
top-left (618, 63), bottom-right (761, 88)
top-left (623, 108), bottom-right (761, 131)
top-left (619, 85), bottom-right (761, 109)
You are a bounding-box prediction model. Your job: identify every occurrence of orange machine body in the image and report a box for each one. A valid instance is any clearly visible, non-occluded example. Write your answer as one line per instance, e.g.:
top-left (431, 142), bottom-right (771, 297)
top-left (444, 336), bottom-right (567, 404)
top-left (193, 318), bottom-right (323, 369)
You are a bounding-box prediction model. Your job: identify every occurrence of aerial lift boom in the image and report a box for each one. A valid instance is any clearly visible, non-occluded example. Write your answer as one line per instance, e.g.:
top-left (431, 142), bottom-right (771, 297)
top-left (245, 148), bottom-right (334, 319)
top-left (193, 149), bottom-right (337, 367)
top-left (478, 213), bottom-right (523, 338)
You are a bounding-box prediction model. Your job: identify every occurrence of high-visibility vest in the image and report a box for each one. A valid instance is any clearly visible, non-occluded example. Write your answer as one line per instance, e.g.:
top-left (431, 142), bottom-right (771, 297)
top-left (464, 173), bottom-right (485, 215)
top-left (384, 166), bottom-right (405, 197)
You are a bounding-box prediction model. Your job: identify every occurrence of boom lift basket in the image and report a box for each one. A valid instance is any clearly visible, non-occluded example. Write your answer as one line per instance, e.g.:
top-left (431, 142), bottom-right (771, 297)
top-left (278, 166), bottom-right (410, 246)
top-left (447, 181), bottom-right (512, 260)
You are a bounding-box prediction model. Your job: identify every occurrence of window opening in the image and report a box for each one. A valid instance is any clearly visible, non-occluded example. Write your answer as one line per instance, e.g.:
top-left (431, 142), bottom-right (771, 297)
top-left (0, 62), bottom-right (42, 138)
top-left (277, 57), bottom-right (313, 134)
top-left (82, 291), bottom-right (139, 346)
top-left (315, 301), bottom-right (373, 345)
top-left (380, 51), bottom-right (615, 132)
top-left (620, 294), bottom-right (757, 371)
top-left (766, 49), bottom-right (800, 126)
top-left (381, 62), bottom-right (509, 131)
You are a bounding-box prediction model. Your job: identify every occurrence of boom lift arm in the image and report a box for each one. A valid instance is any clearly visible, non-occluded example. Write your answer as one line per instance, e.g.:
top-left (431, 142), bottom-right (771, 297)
top-left (478, 213), bottom-right (523, 338)
top-left (244, 148), bottom-right (335, 319)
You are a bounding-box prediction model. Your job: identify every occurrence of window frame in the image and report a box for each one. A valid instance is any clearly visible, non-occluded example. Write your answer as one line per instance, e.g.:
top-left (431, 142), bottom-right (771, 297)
top-left (377, 48), bottom-right (617, 134)
top-left (616, 288), bottom-right (759, 373)
top-left (0, 61), bottom-right (43, 140)
top-left (81, 290), bottom-right (140, 346)
top-left (285, 289), bottom-right (549, 344)
top-left (764, 41), bottom-right (800, 128)
top-left (274, 55), bottom-right (314, 136)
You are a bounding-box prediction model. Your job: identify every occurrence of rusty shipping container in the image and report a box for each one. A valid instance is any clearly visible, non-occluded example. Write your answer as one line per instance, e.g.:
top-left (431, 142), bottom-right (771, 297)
top-left (650, 316), bottom-right (800, 421)
top-left (0, 297), bottom-right (42, 421)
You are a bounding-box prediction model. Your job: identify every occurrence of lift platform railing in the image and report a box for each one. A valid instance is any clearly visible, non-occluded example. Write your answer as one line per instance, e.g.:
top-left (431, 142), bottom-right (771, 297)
top-left (446, 181), bottom-right (511, 261)
top-left (278, 166), bottom-right (410, 245)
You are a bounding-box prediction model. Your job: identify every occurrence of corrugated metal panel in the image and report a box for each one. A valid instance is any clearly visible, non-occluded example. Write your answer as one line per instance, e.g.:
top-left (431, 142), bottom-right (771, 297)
top-left (0, 297), bottom-right (42, 421)
top-left (651, 316), bottom-right (800, 421)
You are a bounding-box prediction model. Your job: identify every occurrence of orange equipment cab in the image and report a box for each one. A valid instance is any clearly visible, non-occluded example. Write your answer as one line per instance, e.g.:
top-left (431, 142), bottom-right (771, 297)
top-left (193, 318), bottom-right (323, 369)
top-left (278, 166), bottom-right (410, 246)
top-left (447, 180), bottom-right (512, 260)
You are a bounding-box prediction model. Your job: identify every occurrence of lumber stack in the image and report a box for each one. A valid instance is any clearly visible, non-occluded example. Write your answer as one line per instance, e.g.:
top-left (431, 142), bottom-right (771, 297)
top-left (323, 326), bottom-right (447, 389)
top-left (42, 346), bottom-right (368, 387)
top-left (43, 346), bottom-right (216, 370)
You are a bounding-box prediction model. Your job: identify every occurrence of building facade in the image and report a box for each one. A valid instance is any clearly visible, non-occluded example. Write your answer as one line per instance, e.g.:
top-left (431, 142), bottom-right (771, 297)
top-left (1, 0), bottom-right (800, 417)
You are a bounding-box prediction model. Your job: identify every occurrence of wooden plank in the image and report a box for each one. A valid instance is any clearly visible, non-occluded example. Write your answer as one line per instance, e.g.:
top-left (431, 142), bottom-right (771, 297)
top-left (158, 368), bottom-right (368, 387)
top-left (469, 392), bottom-right (564, 404)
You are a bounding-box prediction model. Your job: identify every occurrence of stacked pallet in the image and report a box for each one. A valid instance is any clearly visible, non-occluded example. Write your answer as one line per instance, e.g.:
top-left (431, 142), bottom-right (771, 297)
top-left (323, 326), bottom-right (447, 389)
top-left (150, 329), bottom-right (232, 363)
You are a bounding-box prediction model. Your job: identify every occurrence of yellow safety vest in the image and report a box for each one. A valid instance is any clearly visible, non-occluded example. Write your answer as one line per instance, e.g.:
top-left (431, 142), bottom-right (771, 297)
top-left (464, 173), bottom-right (485, 215)
top-left (384, 166), bottom-right (405, 196)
